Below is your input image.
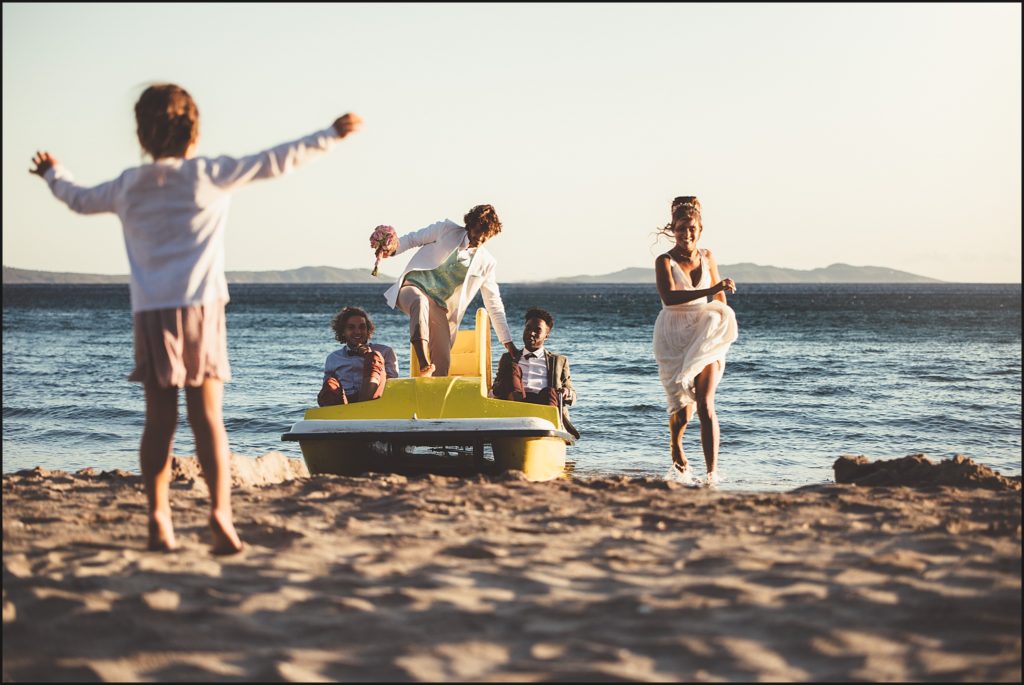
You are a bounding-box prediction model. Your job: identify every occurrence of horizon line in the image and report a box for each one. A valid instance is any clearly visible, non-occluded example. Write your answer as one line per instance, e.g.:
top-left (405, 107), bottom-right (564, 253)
top-left (3, 263), bottom-right (1021, 285)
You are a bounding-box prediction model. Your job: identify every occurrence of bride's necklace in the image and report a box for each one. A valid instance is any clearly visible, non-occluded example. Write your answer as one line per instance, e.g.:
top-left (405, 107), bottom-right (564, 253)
top-left (671, 246), bottom-right (699, 263)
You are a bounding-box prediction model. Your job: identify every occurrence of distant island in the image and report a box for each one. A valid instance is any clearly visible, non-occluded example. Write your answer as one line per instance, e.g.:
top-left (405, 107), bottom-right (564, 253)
top-left (4, 262), bottom-right (942, 285)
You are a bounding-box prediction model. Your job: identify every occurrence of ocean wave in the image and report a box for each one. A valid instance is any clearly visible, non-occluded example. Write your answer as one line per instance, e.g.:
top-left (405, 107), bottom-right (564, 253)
top-left (21, 426), bottom-right (131, 444)
top-left (807, 386), bottom-right (856, 397)
top-left (2, 404), bottom-right (139, 421)
top-left (984, 367), bottom-right (1023, 376)
top-left (225, 416), bottom-right (297, 434)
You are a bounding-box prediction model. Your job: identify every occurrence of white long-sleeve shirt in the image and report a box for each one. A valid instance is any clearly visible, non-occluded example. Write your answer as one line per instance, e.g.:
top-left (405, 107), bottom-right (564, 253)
top-left (44, 126), bottom-right (343, 313)
top-left (383, 219), bottom-right (513, 345)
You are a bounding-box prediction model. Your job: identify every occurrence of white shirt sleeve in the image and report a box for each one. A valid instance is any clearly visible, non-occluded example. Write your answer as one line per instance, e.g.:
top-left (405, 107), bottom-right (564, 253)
top-left (202, 126), bottom-right (342, 191)
top-left (479, 263), bottom-right (513, 344)
top-left (44, 165), bottom-right (120, 215)
top-left (396, 219), bottom-right (457, 256)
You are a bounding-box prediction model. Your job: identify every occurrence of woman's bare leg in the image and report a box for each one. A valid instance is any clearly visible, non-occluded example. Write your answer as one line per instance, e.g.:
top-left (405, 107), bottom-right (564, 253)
top-left (694, 361), bottom-right (723, 475)
top-left (669, 404), bottom-right (696, 470)
top-left (140, 384), bottom-right (179, 551)
top-left (185, 379), bottom-right (242, 554)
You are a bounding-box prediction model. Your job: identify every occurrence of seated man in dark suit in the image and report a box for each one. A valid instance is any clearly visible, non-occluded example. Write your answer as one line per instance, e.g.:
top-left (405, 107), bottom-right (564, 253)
top-left (492, 307), bottom-right (580, 439)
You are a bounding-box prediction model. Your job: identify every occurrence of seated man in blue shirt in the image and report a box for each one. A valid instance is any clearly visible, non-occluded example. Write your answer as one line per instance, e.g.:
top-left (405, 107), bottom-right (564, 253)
top-left (317, 306), bottom-right (399, 406)
top-left (492, 307), bottom-right (579, 439)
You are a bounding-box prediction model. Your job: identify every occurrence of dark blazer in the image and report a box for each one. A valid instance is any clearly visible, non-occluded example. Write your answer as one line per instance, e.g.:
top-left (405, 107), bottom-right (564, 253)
top-left (493, 349), bottom-right (579, 439)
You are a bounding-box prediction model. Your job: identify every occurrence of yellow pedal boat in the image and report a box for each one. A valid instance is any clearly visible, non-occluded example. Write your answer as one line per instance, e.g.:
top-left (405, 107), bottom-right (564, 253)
top-left (282, 309), bottom-right (575, 481)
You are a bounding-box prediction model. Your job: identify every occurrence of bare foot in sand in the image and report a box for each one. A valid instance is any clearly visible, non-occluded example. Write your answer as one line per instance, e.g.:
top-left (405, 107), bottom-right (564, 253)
top-left (417, 363), bottom-right (436, 378)
top-left (209, 510), bottom-right (243, 555)
top-left (147, 510), bottom-right (177, 552)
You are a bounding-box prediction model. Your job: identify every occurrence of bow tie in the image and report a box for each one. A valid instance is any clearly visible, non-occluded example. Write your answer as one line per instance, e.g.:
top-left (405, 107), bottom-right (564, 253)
top-left (524, 352), bottom-right (538, 359)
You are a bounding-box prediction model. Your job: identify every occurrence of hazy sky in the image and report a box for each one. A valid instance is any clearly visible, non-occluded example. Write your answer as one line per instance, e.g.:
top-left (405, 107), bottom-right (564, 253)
top-left (3, 3), bottom-right (1020, 282)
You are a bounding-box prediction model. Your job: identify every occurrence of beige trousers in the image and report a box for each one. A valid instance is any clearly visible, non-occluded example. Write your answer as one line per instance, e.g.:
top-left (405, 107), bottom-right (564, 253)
top-left (396, 285), bottom-right (454, 376)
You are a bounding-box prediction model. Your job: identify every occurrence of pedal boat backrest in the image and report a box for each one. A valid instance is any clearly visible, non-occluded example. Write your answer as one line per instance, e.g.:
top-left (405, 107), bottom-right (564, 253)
top-left (410, 307), bottom-right (492, 392)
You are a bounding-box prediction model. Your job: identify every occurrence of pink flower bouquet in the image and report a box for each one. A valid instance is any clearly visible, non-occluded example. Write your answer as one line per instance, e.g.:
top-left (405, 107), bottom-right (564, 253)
top-left (369, 225), bottom-right (398, 277)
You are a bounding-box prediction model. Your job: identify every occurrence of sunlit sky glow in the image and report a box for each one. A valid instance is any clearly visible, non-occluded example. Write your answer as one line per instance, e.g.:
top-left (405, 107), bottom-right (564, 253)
top-left (3, 3), bottom-right (1020, 282)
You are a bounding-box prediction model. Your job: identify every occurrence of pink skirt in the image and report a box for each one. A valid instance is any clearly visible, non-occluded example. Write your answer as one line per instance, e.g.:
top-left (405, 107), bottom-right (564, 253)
top-left (128, 300), bottom-right (231, 388)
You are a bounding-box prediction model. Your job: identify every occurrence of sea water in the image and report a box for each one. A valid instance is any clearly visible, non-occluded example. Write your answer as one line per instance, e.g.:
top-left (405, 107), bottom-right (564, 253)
top-left (3, 283), bottom-right (1020, 490)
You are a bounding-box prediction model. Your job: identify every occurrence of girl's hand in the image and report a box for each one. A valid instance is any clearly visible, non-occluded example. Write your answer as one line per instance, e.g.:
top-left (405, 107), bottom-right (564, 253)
top-left (332, 113), bottom-right (363, 139)
top-left (718, 278), bottom-right (736, 294)
top-left (505, 341), bottom-right (521, 360)
top-left (29, 151), bottom-right (58, 177)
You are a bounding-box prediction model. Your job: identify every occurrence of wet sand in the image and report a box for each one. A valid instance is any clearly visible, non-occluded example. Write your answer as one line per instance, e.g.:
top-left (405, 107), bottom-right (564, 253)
top-left (3, 452), bottom-right (1020, 681)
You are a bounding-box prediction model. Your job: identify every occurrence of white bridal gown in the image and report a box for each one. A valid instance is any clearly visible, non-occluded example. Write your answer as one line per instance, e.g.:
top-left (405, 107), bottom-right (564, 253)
top-left (653, 250), bottom-right (739, 414)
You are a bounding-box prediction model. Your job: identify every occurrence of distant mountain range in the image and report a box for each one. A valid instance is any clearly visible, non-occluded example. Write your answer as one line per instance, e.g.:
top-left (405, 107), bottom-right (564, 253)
top-left (4, 262), bottom-right (942, 285)
top-left (544, 263), bottom-right (942, 284)
top-left (2, 265), bottom-right (394, 285)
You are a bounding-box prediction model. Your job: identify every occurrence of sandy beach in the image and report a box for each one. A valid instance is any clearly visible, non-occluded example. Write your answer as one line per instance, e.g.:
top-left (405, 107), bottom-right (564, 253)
top-left (3, 453), bottom-right (1020, 682)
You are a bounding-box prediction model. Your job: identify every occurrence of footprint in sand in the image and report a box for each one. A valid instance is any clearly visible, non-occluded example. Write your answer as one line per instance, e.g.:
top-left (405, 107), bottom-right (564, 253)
top-left (237, 525), bottom-right (304, 550)
top-left (440, 544), bottom-right (505, 559)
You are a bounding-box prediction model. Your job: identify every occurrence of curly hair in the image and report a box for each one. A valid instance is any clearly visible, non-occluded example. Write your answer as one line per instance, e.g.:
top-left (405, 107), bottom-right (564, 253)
top-left (331, 306), bottom-right (375, 344)
top-left (657, 195), bottom-right (702, 240)
top-left (524, 307), bottom-right (554, 330)
top-left (464, 204), bottom-right (502, 243)
top-left (135, 83), bottom-right (200, 160)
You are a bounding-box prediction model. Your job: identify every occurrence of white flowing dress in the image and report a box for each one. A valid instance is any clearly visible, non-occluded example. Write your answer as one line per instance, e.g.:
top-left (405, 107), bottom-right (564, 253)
top-left (653, 250), bottom-right (739, 414)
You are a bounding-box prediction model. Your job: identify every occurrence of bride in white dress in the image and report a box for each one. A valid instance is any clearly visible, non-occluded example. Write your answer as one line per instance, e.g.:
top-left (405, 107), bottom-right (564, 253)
top-left (653, 197), bottom-right (738, 487)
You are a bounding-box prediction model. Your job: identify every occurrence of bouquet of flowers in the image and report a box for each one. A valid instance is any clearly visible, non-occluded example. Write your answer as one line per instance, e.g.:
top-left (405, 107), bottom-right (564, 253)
top-left (369, 225), bottom-right (398, 277)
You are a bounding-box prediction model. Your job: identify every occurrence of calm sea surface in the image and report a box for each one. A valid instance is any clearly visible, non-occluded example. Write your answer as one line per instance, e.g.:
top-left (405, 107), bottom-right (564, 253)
top-left (3, 283), bottom-right (1021, 490)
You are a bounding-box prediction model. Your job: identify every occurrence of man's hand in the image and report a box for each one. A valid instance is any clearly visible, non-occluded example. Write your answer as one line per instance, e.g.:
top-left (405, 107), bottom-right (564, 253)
top-left (332, 113), bottom-right (363, 139)
top-left (29, 151), bottom-right (58, 177)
